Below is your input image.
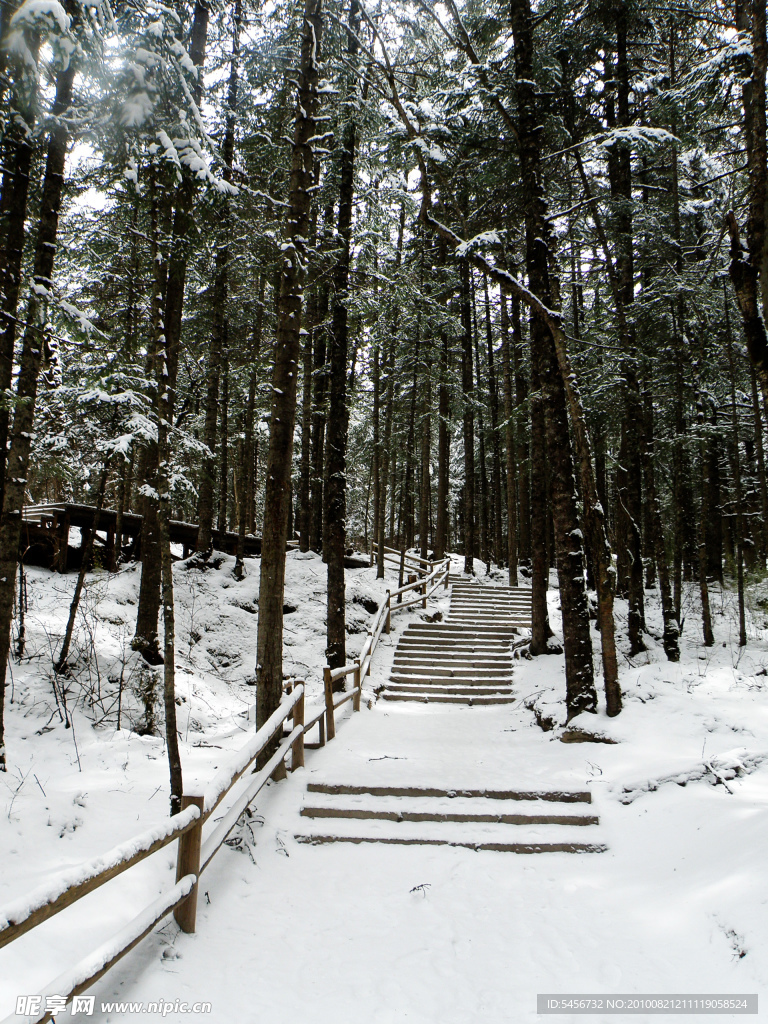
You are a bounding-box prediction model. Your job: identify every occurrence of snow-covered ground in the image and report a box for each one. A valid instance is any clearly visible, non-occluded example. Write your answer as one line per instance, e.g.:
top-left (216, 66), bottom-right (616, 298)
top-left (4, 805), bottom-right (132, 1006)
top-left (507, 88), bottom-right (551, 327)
top-left (1, 556), bottom-right (766, 1023)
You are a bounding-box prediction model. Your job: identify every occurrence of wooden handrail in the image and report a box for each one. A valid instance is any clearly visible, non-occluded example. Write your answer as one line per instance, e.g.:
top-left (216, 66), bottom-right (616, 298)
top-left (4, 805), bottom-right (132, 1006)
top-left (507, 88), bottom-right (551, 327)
top-left (372, 541), bottom-right (432, 566)
top-left (333, 686), bottom-right (360, 710)
top-left (199, 725), bottom-right (304, 874)
top-left (200, 685), bottom-right (304, 816)
top-left (1, 875), bottom-right (197, 1024)
top-left (0, 803), bottom-right (201, 951)
top-left (329, 661), bottom-right (359, 683)
top-left (0, 552), bottom-right (452, 1014)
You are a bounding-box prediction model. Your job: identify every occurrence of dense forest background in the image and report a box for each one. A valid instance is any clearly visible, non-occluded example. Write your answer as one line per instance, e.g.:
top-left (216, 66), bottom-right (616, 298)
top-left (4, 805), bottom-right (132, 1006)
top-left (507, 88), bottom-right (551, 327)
top-left (1, 0), bottom-right (768, 790)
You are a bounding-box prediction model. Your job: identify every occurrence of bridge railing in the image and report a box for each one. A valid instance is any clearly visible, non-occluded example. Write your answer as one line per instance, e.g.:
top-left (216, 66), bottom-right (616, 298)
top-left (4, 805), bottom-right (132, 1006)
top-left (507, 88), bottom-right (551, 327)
top-left (0, 555), bottom-right (451, 1024)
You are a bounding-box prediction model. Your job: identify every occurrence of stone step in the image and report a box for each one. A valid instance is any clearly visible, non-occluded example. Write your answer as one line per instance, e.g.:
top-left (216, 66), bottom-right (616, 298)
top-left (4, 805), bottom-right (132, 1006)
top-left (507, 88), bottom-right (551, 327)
top-left (384, 682), bottom-right (514, 696)
top-left (448, 611), bottom-right (529, 619)
top-left (403, 635), bottom-right (517, 644)
top-left (393, 657), bottom-right (512, 668)
top-left (400, 633), bottom-right (513, 643)
top-left (300, 806), bottom-right (600, 826)
top-left (295, 834), bottom-right (606, 853)
top-left (389, 676), bottom-right (514, 688)
top-left (449, 608), bottom-right (530, 616)
top-left (306, 783), bottom-right (593, 802)
top-left (451, 584), bottom-right (531, 591)
top-left (447, 619), bottom-right (529, 627)
top-left (380, 690), bottom-right (516, 705)
top-left (396, 649), bottom-right (512, 659)
top-left (391, 666), bottom-right (514, 679)
top-left (396, 648), bottom-right (512, 656)
top-left (407, 624), bottom-right (516, 631)
top-left (449, 611), bottom-right (529, 617)
top-left (396, 648), bottom-right (512, 658)
top-left (448, 608), bottom-right (530, 615)
top-left (399, 634), bottom-right (512, 643)
top-left (296, 834), bottom-right (606, 853)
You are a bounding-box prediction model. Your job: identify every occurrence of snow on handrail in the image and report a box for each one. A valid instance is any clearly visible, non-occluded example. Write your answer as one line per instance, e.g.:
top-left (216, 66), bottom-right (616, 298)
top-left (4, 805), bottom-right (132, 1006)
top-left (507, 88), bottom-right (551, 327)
top-left (200, 726), bottom-right (303, 874)
top-left (0, 803), bottom-right (201, 950)
top-left (199, 684), bottom-right (304, 816)
top-left (1, 875), bottom-right (197, 1024)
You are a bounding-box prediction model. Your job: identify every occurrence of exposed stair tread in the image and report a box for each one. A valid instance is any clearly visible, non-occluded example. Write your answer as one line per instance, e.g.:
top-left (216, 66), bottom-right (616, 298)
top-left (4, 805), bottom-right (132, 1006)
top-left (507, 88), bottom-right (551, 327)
top-left (300, 806), bottom-right (599, 825)
top-left (380, 691), bottom-right (516, 704)
top-left (306, 783), bottom-right (593, 801)
top-left (295, 834), bottom-right (606, 854)
top-left (384, 580), bottom-right (529, 704)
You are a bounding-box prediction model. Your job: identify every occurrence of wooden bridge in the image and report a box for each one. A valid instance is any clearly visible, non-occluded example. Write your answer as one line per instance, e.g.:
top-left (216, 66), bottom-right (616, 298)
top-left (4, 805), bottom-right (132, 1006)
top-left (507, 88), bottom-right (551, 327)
top-left (19, 502), bottom-right (262, 572)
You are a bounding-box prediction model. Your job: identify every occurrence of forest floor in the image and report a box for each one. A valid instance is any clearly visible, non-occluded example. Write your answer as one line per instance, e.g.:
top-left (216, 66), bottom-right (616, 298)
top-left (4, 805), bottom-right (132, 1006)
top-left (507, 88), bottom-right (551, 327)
top-left (0, 554), bottom-right (767, 1022)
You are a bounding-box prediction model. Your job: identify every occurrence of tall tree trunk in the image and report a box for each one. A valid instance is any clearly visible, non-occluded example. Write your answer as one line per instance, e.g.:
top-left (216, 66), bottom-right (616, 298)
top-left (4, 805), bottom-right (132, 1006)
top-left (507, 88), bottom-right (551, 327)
top-left (749, 361), bottom-right (768, 563)
top-left (133, 159), bottom-right (170, 664)
top-left (608, 15), bottom-right (645, 656)
top-left (217, 347), bottom-right (230, 533)
top-left (529, 355), bottom-right (550, 654)
top-left (0, 28), bottom-right (42, 513)
top-left (324, 0), bottom-right (360, 675)
top-left (371, 332), bottom-right (380, 564)
top-left (299, 293), bottom-right (315, 553)
top-left (726, 0), bottom-right (768, 404)
top-left (726, 298), bottom-right (748, 647)
top-left (134, 0), bottom-right (209, 652)
top-left (235, 280), bottom-right (264, 578)
top-left (377, 333), bottom-right (394, 576)
top-left (511, 0), bottom-right (596, 718)
top-left (434, 332), bottom-right (450, 560)
top-left (403, 342), bottom-right (418, 551)
top-left (484, 276), bottom-right (504, 568)
top-left (460, 259), bottom-right (475, 574)
top-left (420, 337), bottom-right (431, 560)
top-left (197, 2), bottom-right (240, 552)
top-left (512, 278), bottom-right (531, 563)
top-left (298, 162), bottom-right (323, 553)
top-left (472, 294), bottom-right (489, 569)
top-left (695, 381), bottom-right (716, 647)
top-left (309, 279), bottom-right (330, 552)
top-left (642, 392), bottom-right (680, 661)
top-left (256, 0), bottom-right (323, 739)
top-left (0, 38), bottom-right (76, 770)
top-left (499, 287), bottom-right (518, 583)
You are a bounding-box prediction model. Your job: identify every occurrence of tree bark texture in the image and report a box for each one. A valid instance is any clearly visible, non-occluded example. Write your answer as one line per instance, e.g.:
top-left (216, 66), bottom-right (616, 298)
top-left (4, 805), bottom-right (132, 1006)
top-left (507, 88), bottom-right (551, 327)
top-left (256, 0), bottom-right (323, 740)
top-left (0, 41), bottom-right (76, 770)
top-left (324, 0), bottom-right (359, 676)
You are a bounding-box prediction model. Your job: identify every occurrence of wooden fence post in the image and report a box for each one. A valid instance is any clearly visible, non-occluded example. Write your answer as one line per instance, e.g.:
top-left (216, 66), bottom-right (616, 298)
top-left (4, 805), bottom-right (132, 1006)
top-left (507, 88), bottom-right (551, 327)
top-left (421, 578), bottom-right (427, 608)
top-left (353, 660), bottom-right (362, 712)
top-left (292, 683), bottom-right (305, 770)
top-left (56, 512), bottom-right (70, 574)
top-left (323, 666), bottom-right (336, 741)
top-left (444, 558), bottom-right (450, 589)
top-left (397, 549), bottom-right (405, 602)
top-left (384, 592), bottom-right (391, 633)
top-left (174, 793), bottom-right (205, 934)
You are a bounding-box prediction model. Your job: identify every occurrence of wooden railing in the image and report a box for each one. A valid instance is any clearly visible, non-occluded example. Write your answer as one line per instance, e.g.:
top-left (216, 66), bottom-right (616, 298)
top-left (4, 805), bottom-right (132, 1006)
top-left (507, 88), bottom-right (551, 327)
top-left (371, 541), bottom-right (433, 578)
top-left (0, 555), bottom-right (450, 1024)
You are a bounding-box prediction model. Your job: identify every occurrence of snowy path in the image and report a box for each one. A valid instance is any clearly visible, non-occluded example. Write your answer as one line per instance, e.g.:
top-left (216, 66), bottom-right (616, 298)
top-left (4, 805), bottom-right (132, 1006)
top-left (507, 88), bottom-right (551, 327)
top-left (2, 568), bottom-right (766, 1023)
top-left (78, 684), bottom-right (765, 1023)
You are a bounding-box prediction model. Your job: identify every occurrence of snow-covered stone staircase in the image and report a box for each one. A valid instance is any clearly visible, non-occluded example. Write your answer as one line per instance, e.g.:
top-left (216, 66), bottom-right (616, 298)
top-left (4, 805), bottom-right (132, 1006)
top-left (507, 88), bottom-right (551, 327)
top-left (379, 581), bottom-right (531, 705)
top-left (293, 584), bottom-right (606, 853)
top-left (295, 784), bottom-right (606, 853)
